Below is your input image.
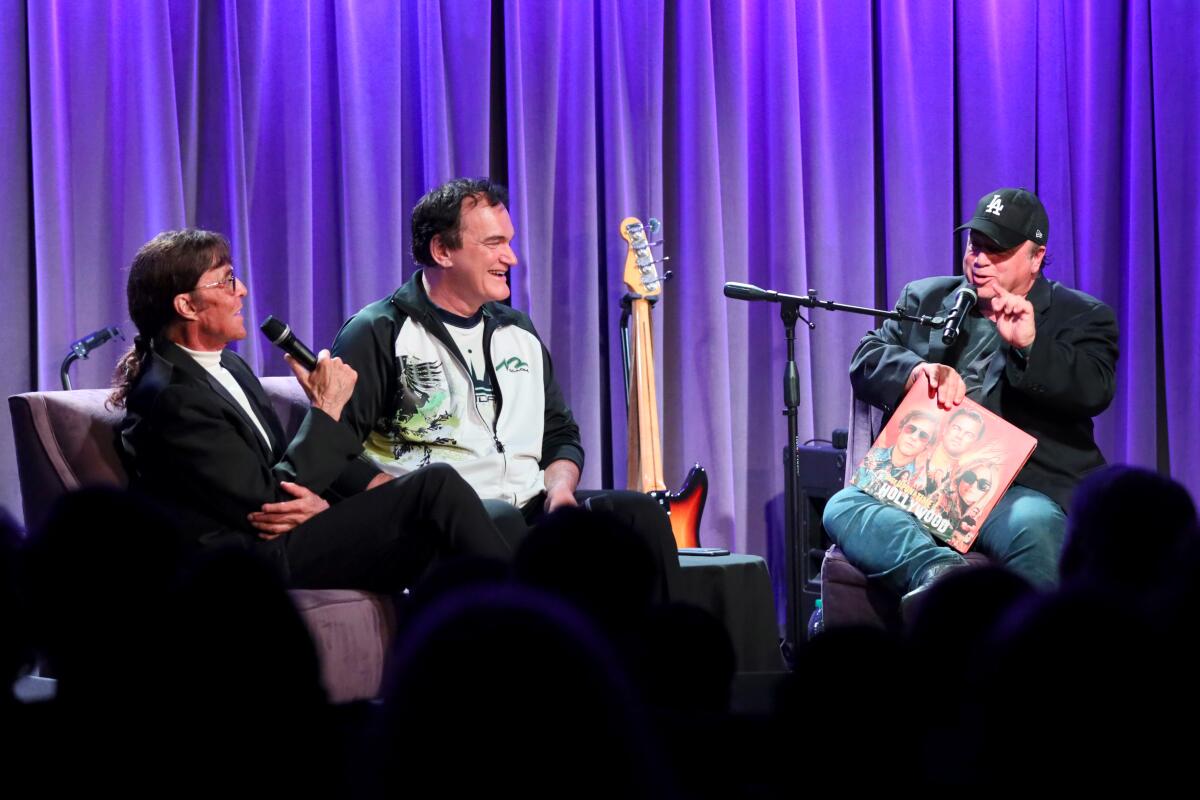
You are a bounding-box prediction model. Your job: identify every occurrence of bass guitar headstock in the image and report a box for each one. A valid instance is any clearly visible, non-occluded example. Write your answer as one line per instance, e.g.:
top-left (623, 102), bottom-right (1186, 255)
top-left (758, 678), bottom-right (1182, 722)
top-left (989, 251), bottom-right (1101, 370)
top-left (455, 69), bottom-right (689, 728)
top-left (619, 217), bottom-right (670, 297)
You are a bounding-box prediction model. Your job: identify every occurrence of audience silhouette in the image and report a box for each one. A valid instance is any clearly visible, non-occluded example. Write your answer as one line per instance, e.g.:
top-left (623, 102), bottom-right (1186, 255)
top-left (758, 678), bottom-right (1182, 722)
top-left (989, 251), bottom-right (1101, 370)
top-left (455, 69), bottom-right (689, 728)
top-left (4, 464), bottom-right (1198, 794)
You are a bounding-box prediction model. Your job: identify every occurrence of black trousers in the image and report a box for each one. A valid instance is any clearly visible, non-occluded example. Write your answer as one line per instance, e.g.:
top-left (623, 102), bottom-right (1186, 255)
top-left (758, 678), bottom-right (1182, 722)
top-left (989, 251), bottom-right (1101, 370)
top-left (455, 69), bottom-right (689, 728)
top-left (484, 489), bottom-right (682, 602)
top-left (257, 463), bottom-right (511, 593)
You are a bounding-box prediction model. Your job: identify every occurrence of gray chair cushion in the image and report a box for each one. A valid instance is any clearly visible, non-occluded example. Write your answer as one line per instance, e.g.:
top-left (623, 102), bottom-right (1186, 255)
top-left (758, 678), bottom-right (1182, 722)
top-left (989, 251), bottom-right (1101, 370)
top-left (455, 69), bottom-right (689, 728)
top-left (821, 544), bottom-right (991, 630)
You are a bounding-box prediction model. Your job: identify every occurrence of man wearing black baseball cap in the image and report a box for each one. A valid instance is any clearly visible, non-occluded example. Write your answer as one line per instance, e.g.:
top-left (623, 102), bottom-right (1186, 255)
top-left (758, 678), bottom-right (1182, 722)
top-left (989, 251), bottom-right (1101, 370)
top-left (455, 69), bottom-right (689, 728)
top-left (822, 187), bottom-right (1119, 613)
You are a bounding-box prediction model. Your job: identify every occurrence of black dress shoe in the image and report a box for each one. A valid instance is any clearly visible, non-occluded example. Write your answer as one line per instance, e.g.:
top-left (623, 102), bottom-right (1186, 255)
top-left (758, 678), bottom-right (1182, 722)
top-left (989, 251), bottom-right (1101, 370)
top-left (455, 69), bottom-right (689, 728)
top-left (900, 560), bottom-right (964, 622)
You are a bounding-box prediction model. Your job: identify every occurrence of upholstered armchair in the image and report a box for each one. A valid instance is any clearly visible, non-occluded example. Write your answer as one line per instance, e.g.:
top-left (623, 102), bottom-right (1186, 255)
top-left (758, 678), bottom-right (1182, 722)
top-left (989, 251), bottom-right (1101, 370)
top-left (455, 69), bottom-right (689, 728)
top-left (9, 379), bottom-right (394, 702)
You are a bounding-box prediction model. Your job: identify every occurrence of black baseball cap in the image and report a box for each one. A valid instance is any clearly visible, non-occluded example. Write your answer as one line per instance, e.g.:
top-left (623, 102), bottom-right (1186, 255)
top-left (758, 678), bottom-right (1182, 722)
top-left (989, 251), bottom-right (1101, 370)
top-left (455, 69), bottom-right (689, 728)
top-left (955, 188), bottom-right (1049, 249)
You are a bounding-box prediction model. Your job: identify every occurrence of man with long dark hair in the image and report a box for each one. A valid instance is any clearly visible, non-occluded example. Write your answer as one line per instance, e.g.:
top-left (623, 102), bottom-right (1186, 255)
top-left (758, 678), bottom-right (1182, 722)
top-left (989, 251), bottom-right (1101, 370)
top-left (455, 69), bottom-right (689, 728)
top-left (113, 229), bottom-right (510, 591)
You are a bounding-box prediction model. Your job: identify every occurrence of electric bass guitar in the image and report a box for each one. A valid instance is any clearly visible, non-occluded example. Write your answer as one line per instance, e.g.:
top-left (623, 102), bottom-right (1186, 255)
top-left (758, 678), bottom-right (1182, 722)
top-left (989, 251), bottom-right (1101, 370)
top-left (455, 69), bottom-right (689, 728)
top-left (619, 216), bottom-right (708, 549)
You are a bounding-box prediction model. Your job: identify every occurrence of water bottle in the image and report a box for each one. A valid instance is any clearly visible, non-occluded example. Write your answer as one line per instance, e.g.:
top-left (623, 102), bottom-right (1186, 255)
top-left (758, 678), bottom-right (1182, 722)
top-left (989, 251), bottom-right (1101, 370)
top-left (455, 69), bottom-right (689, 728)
top-left (807, 598), bottom-right (825, 639)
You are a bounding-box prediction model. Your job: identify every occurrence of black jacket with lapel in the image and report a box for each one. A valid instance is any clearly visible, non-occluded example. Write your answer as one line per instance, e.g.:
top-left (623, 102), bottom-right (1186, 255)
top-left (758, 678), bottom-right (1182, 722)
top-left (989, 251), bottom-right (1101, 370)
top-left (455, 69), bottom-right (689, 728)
top-left (118, 339), bottom-right (362, 546)
top-left (849, 274), bottom-right (1119, 512)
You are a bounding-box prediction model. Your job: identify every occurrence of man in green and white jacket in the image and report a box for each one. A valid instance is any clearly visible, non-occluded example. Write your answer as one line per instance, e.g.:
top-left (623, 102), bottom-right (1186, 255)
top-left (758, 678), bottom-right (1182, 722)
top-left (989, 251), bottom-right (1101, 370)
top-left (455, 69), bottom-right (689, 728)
top-left (331, 178), bottom-right (679, 598)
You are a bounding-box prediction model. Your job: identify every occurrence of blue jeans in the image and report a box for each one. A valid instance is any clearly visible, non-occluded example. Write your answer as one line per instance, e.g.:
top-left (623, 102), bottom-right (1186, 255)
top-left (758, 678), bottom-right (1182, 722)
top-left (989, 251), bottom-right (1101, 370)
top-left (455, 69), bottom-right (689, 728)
top-left (822, 484), bottom-right (1067, 594)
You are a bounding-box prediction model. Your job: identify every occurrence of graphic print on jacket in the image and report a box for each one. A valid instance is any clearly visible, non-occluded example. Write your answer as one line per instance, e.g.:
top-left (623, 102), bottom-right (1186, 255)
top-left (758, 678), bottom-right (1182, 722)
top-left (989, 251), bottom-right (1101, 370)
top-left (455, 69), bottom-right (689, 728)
top-left (390, 355), bottom-right (458, 465)
top-left (331, 272), bottom-right (584, 507)
top-left (362, 312), bottom-right (548, 493)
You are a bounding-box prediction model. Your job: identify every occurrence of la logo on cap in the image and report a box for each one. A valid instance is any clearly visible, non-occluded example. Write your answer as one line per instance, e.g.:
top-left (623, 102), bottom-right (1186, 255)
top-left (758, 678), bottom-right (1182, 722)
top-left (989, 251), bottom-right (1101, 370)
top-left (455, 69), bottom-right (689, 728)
top-left (985, 195), bottom-right (1004, 216)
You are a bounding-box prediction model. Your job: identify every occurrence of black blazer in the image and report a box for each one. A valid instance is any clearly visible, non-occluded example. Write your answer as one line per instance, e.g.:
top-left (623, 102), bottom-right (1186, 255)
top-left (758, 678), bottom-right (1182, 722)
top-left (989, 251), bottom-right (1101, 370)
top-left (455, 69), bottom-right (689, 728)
top-left (118, 339), bottom-right (363, 547)
top-left (850, 274), bottom-right (1119, 512)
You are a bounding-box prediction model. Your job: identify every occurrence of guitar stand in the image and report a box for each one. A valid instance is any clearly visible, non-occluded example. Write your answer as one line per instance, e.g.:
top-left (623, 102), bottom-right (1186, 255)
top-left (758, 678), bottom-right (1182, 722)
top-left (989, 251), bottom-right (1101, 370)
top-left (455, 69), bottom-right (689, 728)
top-left (619, 292), bottom-right (659, 411)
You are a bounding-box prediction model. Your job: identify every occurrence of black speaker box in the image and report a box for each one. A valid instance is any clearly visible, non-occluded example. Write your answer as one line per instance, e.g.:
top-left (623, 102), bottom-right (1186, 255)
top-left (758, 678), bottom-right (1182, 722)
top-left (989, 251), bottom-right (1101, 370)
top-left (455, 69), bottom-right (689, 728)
top-left (783, 444), bottom-right (846, 655)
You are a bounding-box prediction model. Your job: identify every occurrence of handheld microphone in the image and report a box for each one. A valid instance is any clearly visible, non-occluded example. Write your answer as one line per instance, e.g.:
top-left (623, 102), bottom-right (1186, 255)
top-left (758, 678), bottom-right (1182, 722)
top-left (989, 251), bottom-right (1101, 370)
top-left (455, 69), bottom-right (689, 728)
top-left (260, 315), bottom-right (318, 370)
top-left (69, 326), bottom-right (123, 358)
top-left (941, 286), bottom-right (978, 345)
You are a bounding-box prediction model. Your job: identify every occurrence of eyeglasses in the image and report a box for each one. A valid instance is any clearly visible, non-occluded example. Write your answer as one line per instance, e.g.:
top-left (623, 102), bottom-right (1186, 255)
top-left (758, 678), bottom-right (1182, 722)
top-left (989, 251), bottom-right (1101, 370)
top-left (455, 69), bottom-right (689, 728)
top-left (902, 424), bottom-right (932, 442)
top-left (967, 234), bottom-right (1013, 256)
top-left (958, 471), bottom-right (992, 492)
top-left (194, 272), bottom-right (239, 294)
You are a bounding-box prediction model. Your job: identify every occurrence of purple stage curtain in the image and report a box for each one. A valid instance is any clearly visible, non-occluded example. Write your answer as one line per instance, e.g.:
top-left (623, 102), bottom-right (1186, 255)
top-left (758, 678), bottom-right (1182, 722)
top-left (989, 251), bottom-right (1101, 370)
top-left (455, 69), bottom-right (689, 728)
top-left (2, 1), bottom-right (1197, 564)
top-left (504, 0), bottom-right (665, 506)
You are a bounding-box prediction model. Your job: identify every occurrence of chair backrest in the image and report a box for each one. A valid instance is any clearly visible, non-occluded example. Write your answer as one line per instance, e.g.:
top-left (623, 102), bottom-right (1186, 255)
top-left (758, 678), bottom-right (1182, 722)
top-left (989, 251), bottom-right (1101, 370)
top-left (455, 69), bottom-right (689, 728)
top-left (844, 394), bottom-right (884, 484)
top-left (8, 377), bottom-right (309, 533)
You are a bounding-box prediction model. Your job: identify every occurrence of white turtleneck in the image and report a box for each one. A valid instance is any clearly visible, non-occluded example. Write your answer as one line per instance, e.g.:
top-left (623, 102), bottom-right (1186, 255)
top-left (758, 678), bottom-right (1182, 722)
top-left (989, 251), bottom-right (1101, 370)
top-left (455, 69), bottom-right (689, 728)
top-left (177, 344), bottom-right (272, 448)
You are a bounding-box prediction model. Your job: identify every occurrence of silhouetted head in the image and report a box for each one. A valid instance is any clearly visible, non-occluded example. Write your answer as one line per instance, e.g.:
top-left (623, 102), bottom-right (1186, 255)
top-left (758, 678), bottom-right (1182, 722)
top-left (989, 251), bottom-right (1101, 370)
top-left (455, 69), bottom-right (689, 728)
top-left (22, 488), bottom-right (185, 695)
top-left (778, 626), bottom-right (917, 790)
top-left (907, 564), bottom-right (1033, 669)
top-left (0, 508), bottom-right (31, 701)
top-left (394, 554), bottom-right (511, 639)
top-left (637, 602), bottom-right (736, 713)
top-left (514, 505), bottom-right (657, 637)
top-left (378, 584), bottom-right (668, 797)
top-left (969, 586), bottom-right (1166, 789)
top-left (1061, 465), bottom-right (1197, 593)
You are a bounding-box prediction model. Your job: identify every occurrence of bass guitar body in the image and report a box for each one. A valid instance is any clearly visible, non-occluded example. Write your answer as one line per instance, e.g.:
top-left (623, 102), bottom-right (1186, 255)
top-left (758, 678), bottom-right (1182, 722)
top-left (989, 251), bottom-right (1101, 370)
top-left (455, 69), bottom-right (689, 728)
top-left (650, 464), bottom-right (708, 550)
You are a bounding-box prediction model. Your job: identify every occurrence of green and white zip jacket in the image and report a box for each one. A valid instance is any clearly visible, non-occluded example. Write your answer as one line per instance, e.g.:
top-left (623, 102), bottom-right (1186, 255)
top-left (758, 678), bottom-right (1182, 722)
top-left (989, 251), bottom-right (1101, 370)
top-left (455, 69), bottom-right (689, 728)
top-left (330, 271), bottom-right (584, 507)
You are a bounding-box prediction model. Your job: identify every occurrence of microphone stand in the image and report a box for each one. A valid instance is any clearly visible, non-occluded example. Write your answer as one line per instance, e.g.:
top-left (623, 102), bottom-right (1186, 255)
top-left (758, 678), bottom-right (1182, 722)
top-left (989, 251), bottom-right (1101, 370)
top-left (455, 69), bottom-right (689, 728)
top-left (729, 286), bottom-right (946, 660)
top-left (765, 287), bottom-right (951, 329)
top-left (778, 297), bottom-right (807, 661)
top-left (59, 353), bottom-right (82, 391)
top-left (60, 326), bottom-right (123, 390)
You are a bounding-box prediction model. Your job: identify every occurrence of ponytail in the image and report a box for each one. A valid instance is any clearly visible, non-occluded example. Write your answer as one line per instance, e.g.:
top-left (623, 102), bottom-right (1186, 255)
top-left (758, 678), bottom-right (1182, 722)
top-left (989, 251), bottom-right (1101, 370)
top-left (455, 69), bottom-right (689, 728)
top-left (107, 336), bottom-right (151, 409)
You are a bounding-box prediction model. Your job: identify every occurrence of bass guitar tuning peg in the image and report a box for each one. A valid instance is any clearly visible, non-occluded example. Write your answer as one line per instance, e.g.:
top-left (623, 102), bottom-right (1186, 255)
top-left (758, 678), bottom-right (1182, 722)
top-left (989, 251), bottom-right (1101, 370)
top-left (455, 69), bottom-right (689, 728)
top-left (646, 217), bottom-right (662, 235)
